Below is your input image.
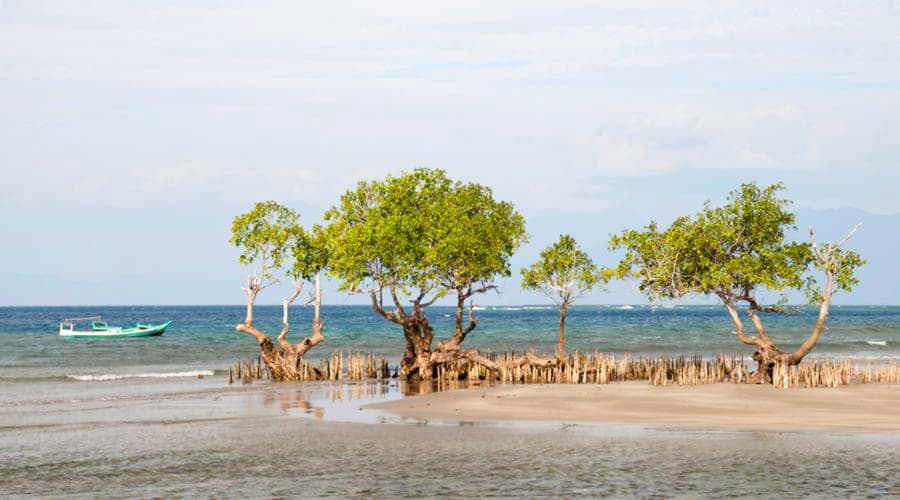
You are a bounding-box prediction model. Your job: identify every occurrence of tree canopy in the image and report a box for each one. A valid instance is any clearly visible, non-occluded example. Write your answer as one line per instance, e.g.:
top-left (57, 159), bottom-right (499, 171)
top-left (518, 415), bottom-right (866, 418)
top-left (608, 182), bottom-right (865, 373)
top-left (608, 183), bottom-right (861, 307)
top-left (323, 168), bottom-right (528, 376)
top-left (230, 201), bottom-right (327, 283)
top-left (521, 234), bottom-right (602, 309)
top-left (324, 168), bottom-right (527, 305)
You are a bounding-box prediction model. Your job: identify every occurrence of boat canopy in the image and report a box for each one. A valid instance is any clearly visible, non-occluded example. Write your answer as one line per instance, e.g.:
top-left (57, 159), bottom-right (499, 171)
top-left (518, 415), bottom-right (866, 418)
top-left (62, 316), bottom-right (102, 322)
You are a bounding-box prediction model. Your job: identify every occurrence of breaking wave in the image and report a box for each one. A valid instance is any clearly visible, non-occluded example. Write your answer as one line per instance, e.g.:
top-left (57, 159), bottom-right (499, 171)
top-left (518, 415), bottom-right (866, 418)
top-left (67, 370), bottom-right (215, 382)
top-left (866, 340), bottom-right (888, 346)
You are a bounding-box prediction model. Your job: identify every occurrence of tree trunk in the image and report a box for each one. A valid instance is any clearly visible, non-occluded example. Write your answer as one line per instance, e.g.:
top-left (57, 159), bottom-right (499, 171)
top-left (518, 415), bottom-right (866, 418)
top-left (399, 319), bottom-right (436, 380)
top-left (235, 275), bottom-right (325, 381)
top-left (557, 306), bottom-right (568, 359)
top-left (747, 223), bottom-right (859, 382)
top-left (721, 297), bottom-right (793, 384)
top-left (722, 279), bottom-right (837, 385)
top-left (749, 343), bottom-right (791, 384)
top-left (436, 291), bottom-right (478, 353)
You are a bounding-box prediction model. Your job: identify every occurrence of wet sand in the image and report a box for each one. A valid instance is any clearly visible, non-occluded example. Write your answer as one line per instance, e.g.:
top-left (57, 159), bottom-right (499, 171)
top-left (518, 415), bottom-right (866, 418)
top-left (2, 378), bottom-right (900, 496)
top-left (369, 381), bottom-right (900, 433)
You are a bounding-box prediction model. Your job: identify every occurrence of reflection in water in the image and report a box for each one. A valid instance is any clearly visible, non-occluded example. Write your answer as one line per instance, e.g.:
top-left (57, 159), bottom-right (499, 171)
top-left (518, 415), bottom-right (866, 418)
top-left (254, 379), bottom-right (487, 425)
top-left (257, 380), bottom-right (403, 423)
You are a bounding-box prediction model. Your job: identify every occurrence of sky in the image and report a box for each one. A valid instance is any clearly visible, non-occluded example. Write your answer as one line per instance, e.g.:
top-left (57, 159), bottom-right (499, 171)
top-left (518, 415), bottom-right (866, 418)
top-left (1, 1), bottom-right (899, 305)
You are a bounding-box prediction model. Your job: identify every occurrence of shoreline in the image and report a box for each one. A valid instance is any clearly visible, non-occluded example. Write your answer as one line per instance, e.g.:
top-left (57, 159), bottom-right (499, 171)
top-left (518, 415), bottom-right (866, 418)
top-left (368, 381), bottom-right (900, 434)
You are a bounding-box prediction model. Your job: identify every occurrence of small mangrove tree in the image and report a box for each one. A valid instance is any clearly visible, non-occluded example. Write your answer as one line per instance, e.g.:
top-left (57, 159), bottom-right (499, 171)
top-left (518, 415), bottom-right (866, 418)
top-left (231, 201), bottom-right (329, 381)
top-left (521, 234), bottom-right (603, 358)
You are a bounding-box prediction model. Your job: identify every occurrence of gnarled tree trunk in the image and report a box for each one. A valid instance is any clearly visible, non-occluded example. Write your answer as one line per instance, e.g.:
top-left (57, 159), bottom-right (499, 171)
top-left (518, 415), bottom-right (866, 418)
top-left (369, 286), bottom-right (556, 381)
top-left (235, 274), bottom-right (326, 381)
top-left (722, 224), bottom-right (859, 384)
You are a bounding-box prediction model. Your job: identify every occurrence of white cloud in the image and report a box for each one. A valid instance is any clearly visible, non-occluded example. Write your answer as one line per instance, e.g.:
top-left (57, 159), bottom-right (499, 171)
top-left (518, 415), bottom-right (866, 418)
top-left (2, 1), bottom-right (900, 214)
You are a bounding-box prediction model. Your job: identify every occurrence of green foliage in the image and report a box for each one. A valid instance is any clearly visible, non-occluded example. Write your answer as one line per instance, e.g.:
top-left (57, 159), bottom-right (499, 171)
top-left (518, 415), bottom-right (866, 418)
top-left (806, 231), bottom-right (865, 303)
top-left (521, 234), bottom-right (602, 307)
top-left (324, 168), bottom-right (527, 301)
top-left (608, 182), bottom-right (863, 306)
top-left (290, 224), bottom-right (330, 281)
top-left (230, 201), bottom-right (327, 283)
top-left (435, 180), bottom-right (527, 291)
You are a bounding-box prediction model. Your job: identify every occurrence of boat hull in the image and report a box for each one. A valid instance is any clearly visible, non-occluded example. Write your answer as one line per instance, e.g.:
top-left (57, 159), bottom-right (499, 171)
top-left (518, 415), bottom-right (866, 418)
top-left (59, 321), bottom-right (171, 338)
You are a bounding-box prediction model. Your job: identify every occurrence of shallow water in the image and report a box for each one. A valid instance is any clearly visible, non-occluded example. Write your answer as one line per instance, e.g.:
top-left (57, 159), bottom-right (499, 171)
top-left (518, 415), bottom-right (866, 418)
top-left (2, 305), bottom-right (899, 382)
top-left (1, 376), bottom-right (898, 498)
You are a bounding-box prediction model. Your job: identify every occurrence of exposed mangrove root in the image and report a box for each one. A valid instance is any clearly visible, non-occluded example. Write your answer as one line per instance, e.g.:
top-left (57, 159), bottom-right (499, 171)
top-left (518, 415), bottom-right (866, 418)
top-left (772, 359), bottom-right (900, 389)
top-left (229, 351), bottom-right (394, 384)
top-left (227, 350), bottom-right (900, 389)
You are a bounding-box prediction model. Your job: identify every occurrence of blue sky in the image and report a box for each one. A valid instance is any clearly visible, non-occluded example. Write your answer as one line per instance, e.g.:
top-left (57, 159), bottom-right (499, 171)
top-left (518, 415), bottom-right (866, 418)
top-left (1, 1), bottom-right (898, 305)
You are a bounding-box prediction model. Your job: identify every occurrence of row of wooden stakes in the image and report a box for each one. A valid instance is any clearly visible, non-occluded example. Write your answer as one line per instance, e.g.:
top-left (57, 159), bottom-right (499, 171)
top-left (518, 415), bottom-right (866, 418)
top-left (228, 351), bottom-right (393, 385)
top-left (771, 359), bottom-right (900, 389)
top-left (228, 351), bottom-right (900, 389)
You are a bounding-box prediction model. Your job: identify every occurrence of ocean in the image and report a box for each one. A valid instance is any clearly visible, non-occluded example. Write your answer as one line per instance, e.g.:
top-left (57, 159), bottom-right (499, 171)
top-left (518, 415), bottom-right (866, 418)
top-left (1, 304), bottom-right (898, 383)
top-left (2, 305), bottom-right (899, 497)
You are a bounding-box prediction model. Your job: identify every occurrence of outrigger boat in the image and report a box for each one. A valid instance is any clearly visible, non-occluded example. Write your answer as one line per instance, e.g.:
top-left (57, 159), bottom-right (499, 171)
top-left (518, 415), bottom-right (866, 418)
top-left (59, 316), bottom-right (172, 338)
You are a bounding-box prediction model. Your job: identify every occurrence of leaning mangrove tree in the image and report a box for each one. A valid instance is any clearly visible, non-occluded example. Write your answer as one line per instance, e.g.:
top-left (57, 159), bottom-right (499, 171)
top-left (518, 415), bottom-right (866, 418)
top-left (521, 234), bottom-right (603, 358)
top-left (231, 201), bottom-right (329, 381)
top-left (609, 183), bottom-right (863, 383)
top-left (324, 168), bottom-right (528, 379)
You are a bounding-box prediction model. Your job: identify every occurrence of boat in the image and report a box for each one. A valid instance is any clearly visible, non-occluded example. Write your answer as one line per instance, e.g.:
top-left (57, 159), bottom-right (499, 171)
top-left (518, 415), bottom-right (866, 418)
top-left (59, 316), bottom-right (172, 338)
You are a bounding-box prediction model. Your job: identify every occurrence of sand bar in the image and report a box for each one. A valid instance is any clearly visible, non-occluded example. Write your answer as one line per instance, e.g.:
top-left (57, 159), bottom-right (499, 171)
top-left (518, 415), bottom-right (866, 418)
top-left (368, 381), bottom-right (900, 433)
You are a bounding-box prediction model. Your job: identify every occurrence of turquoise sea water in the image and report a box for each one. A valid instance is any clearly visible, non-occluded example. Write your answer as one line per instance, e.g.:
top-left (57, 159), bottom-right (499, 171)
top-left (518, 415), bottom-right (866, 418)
top-left (1, 305), bottom-right (898, 381)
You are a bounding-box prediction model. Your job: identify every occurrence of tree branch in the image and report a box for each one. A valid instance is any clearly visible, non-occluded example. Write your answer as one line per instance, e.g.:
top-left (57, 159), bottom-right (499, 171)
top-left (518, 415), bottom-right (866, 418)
top-left (745, 306), bottom-right (773, 343)
top-left (836, 223), bottom-right (862, 248)
top-left (789, 222), bottom-right (861, 363)
top-left (368, 288), bottom-right (405, 325)
top-left (721, 294), bottom-right (762, 347)
top-left (277, 281), bottom-right (304, 350)
top-left (809, 225), bottom-right (824, 262)
top-left (296, 274), bottom-right (326, 357)
top-left (236, 274), bottom-right (268, 344)
top-left (389, 285), bottom-right (407, 317)
top-left (790, 271), bottom-right (833, 363)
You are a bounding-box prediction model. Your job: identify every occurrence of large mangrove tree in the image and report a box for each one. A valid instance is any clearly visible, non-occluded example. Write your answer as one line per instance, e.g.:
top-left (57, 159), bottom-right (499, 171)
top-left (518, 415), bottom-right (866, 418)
top-left (609, 183), bottom-right (863, 383)
top-left (324, 168), bottom-right (528, 379)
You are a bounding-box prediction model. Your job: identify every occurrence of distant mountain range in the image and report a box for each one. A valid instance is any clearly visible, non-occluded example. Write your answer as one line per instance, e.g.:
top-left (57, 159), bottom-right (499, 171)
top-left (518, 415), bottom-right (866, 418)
top-left (0, 207), bottom-right (895, 306)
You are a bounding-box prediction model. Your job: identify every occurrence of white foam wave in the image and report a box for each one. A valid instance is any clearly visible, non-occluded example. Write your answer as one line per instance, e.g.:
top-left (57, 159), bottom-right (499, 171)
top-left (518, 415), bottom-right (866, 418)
top-left (619, 305), bottom-right (635, 310)
top-left (522, 306), bottom-right (554, 310)
top-left (67, 370), bottom-right (215, 382)
top-left (866, 340), bottom-right (887, 346)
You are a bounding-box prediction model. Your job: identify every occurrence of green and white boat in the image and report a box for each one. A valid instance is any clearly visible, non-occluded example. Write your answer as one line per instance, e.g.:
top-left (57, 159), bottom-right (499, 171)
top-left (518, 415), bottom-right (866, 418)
top-left (59, 316), bottom-right (172, 338)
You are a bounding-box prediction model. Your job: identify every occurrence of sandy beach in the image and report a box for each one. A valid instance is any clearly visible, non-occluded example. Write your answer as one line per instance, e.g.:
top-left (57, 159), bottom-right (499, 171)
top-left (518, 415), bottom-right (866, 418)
top-left (370, 381), bottom-right (900, 433)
